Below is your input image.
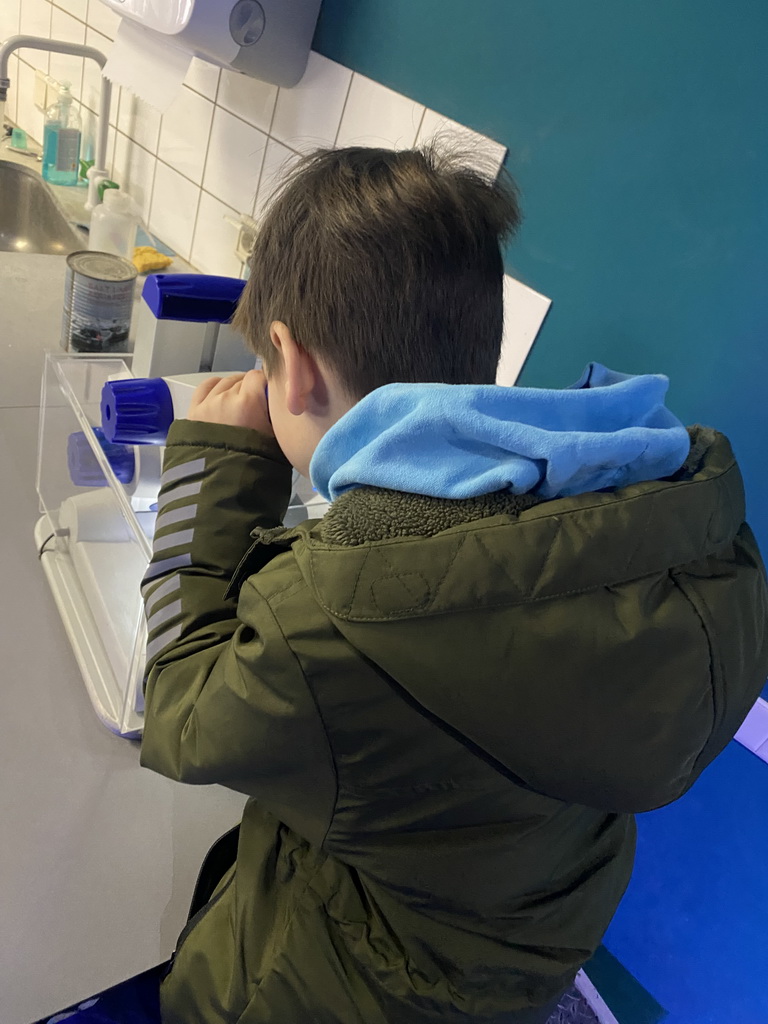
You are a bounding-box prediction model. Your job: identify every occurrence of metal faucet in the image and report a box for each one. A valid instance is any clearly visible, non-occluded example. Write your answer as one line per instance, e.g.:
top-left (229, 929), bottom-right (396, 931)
top-left (0, 35), bottom-right (113, 211)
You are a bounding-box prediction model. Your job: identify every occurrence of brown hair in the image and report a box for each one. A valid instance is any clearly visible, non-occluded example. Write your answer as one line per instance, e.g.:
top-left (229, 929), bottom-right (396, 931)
top-left (233, 144), bottom-right (521, 398)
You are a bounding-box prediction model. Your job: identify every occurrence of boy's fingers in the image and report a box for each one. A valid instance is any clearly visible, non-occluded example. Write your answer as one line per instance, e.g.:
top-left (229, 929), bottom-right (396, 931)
top-left (210, 373), bottom-right (246, 394)
top-left (238, 370), bottom-right (272, 433)
top-left (240, 369), bottom-right (267, 397)
top-left (191, 376), bottom-right (223, 403)
top-left (186, 370), bottom-right (272, 433)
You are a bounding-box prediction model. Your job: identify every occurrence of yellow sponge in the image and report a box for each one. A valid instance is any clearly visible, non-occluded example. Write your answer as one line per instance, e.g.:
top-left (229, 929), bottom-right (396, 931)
top-left (133, 246), bottom-right (173, 274)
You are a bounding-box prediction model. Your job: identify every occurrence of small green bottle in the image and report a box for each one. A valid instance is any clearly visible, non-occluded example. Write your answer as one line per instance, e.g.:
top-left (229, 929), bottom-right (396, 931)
top-left (42, 83), bottom-right (82, 186)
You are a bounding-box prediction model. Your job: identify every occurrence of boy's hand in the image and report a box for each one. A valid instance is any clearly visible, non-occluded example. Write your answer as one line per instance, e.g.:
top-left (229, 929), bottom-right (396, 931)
top-left (187, 370), bottom-right (273, 436)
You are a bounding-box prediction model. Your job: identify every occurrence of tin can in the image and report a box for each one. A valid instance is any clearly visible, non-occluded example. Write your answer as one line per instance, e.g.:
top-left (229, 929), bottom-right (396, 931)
top-left (61, 251), bottom-right (138, 353)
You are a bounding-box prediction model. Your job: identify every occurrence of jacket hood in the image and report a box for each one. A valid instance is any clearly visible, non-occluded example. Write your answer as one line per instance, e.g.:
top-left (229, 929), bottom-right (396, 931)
top-left (290, 428), bottom-right (768, 813)
top-left (310, 364), bottom-right (691, 502)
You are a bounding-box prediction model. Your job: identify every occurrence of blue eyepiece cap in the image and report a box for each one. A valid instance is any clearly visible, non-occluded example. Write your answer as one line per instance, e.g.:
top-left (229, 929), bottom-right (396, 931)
top-left (101, 377), bottom-right (174, 445)
top-left (141, 274), bottom-right (246, 323)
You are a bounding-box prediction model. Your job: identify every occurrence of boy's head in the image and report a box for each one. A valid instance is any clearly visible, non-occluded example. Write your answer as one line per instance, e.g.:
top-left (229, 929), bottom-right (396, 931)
top-left (232, 144), bottom-right (521, 475)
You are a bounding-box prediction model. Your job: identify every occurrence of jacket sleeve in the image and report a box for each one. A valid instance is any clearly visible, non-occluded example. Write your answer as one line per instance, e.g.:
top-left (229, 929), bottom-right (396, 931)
top-left (138, 420), bottom-right (326, 791)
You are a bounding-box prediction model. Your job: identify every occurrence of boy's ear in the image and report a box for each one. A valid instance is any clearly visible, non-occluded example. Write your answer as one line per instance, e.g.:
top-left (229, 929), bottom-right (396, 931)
top-left (269, 321), bottom-right (322, 416)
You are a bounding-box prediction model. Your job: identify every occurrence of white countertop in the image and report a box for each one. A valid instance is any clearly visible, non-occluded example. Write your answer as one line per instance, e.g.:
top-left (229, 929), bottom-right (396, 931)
top-left (0, 250), bottom-right (245, 1023)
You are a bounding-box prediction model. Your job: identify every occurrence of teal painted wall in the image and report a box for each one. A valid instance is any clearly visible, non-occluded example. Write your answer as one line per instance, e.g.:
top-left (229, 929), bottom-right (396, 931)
top-left (313, 1), bottom-right (768, 549)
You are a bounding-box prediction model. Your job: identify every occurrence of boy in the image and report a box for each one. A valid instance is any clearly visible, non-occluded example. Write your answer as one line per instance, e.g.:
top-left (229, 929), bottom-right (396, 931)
top-left (140, 146), bottom-right (768, 1023)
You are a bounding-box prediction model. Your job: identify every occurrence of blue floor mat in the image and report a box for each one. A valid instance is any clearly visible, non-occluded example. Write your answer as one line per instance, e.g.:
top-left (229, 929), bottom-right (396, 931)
top-left (604, 740), bottom-right (768, 1024)
top-left (30, 963), bottom-right (166, 1024)
top-left (33, 966), bottom-right (600, 1024)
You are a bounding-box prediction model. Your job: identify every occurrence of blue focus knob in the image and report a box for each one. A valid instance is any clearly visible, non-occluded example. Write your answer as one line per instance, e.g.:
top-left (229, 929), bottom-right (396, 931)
top-left (67, 428), bottom-right (136, 486)
top-left (101, 377), bottom-right (174, 445)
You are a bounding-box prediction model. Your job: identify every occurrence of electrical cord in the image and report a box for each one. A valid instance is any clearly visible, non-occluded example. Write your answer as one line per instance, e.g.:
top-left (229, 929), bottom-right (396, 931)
top-left (37, 532), bottom-right (56, 559)
top-left (38, 528), bottom-right (69, 559)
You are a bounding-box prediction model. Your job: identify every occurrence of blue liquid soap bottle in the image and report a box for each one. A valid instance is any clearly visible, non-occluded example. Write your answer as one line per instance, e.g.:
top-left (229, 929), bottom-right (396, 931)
top-left (42, 82), bottom-right (82, 186)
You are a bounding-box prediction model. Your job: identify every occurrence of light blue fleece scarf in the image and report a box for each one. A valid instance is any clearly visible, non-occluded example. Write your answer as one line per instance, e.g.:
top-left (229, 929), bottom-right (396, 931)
top-left (310, 364), bottom-right (690, 502)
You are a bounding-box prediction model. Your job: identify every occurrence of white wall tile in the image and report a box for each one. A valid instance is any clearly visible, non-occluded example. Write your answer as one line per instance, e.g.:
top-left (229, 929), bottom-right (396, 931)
top-left (190, 192), bottom-right (243, 278)
top-left (336, 73), bottom-right (424, 149)
top-left (117, 90), bottom-right (160, 153)
top-left (417, 108), bottom-right (507, 179)
top-left (16, 59), bottom-right (44, 143)
top-left (0, 0), bottom-right (21, 44)
top-left (217, 69), bottom-right (277, 133)
top-left (85, 0), bottom-right (121, 40)
top-left (252, 139), bottom-right (301, 219)
top-left (52, 0), bottom-right (87, 23)
top-left (270, 52), bottom-right (351, 152)
top-left (111, 131), bottom-right (155, 222)
top-left (203, 107), bottom-right (267, 215)
top-left (157, 86), bottom-right (213, 184)
top-left (81, 28), bottom-right (116, 124)
top-left (19, 0), bottom-right (52, 73)
top-left (149, 161), bottom-right (200, 261)
top-left (185, 57), bottom-right (220, 101)
top-left (48, 30), bottom-right (507, 278)
top-left (49, 7), bottom-right (85, 101)
top-left (735, 700), bottom-right (768, 754)
top-left (496, 276), bottom-right (552, 387)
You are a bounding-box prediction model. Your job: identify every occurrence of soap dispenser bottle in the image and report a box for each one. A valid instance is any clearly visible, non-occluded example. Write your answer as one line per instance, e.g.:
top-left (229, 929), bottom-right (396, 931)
top-left (42, 82), bottom-right (82, 186)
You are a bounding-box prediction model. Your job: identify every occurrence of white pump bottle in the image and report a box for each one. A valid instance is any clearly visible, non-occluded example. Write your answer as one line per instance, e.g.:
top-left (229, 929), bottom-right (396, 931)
top-left (89, 189), bottom-right (139, 260)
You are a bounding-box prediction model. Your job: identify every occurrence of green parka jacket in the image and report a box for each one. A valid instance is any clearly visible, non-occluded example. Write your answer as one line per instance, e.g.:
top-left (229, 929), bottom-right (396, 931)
top-left (140, 419), bottom-right (768, 1024)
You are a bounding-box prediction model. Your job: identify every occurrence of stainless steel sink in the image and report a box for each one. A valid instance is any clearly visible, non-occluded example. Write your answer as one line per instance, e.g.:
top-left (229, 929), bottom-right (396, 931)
top-left (0, 158), bottom-right (84, 254)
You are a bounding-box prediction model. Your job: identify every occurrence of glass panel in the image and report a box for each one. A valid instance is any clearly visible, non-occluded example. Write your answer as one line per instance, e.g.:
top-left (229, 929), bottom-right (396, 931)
top-left (38, 355), bottom-right (149, 736)
top-left (37, 354), bottom-right (329, 736)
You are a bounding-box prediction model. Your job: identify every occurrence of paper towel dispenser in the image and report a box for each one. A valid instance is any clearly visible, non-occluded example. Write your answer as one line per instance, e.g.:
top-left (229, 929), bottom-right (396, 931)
top-left (98, 0), bottom-right (321, 88)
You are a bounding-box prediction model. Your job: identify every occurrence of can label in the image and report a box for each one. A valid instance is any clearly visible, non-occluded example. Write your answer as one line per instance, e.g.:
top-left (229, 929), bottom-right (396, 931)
top-left (62, 252), bottom-right (137, 353)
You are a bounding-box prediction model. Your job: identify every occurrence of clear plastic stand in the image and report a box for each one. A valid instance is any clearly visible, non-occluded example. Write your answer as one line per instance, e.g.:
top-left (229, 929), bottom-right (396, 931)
top-left (36, 354), bottom-right (327, 737)
top-left (37, 355), bottom-right (150, 737)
